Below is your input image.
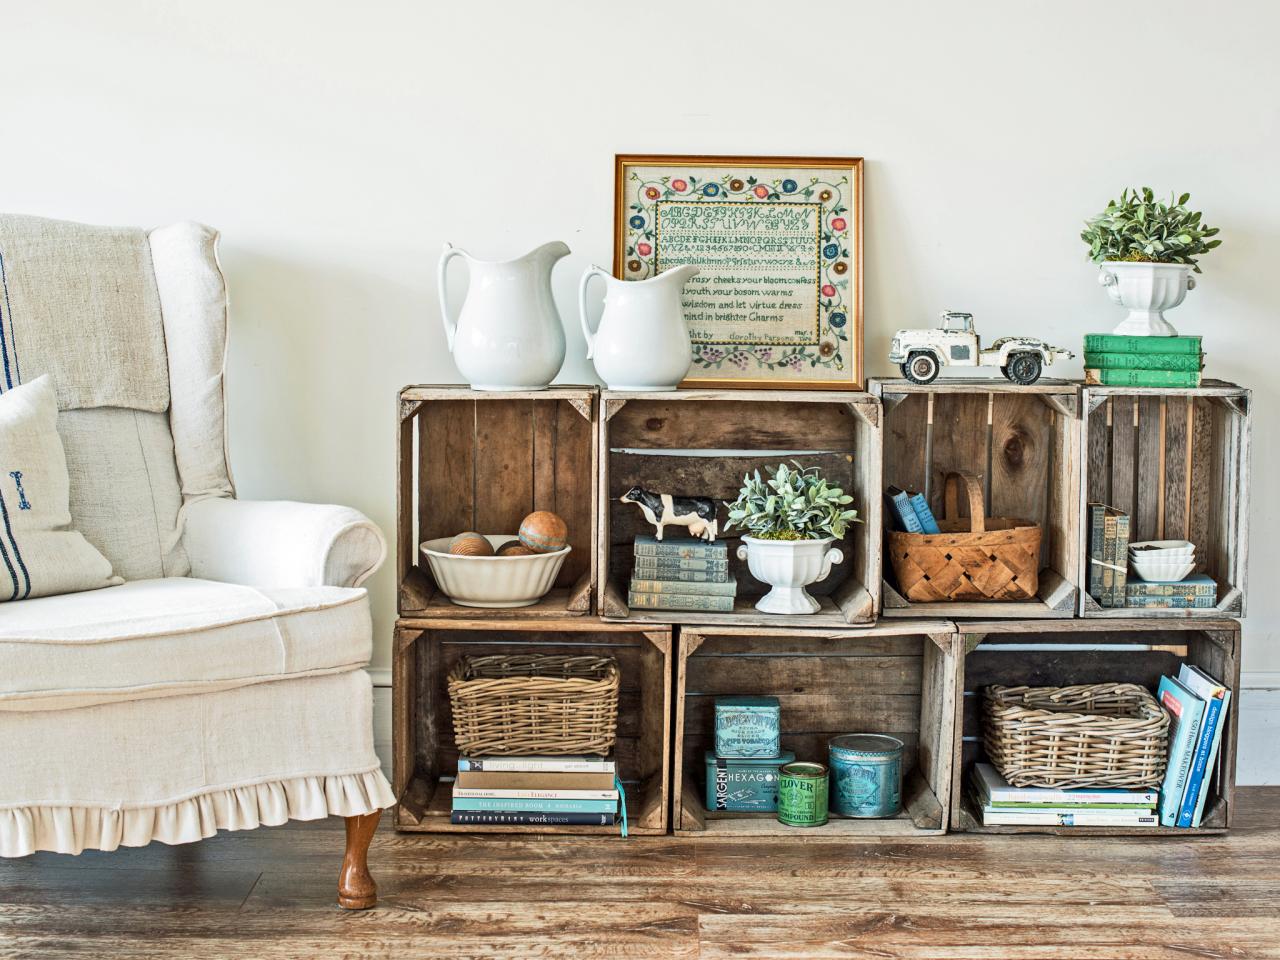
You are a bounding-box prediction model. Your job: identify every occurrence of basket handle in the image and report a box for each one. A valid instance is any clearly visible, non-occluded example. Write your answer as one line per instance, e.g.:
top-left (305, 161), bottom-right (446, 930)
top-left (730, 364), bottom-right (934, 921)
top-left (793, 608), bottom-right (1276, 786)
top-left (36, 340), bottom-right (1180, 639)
top-left (942, 471), bottom-right (986, 533)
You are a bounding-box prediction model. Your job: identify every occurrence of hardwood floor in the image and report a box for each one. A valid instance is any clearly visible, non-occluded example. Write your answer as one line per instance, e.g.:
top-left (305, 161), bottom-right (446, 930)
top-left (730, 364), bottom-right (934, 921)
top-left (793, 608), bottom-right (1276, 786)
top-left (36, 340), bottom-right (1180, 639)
top-left (1, 788), bottom-right (1277, 959)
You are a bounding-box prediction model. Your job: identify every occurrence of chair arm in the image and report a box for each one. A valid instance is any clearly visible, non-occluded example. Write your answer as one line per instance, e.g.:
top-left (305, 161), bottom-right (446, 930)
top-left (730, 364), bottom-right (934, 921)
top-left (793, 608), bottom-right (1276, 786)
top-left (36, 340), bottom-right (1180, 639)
top-left (182, 498), bottom-right (387, 588)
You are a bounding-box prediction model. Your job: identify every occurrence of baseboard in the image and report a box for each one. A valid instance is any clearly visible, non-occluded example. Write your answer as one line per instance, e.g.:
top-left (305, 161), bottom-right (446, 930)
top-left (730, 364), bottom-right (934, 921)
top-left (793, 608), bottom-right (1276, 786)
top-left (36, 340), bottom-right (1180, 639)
top-left (367, 670), bottom-right (1280, 785)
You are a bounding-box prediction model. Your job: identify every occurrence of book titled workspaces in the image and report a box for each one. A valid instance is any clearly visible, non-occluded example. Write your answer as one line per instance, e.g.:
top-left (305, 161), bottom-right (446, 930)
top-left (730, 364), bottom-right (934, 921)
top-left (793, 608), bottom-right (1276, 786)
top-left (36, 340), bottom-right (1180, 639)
top-left (451, 755), bottom-right (620, 826)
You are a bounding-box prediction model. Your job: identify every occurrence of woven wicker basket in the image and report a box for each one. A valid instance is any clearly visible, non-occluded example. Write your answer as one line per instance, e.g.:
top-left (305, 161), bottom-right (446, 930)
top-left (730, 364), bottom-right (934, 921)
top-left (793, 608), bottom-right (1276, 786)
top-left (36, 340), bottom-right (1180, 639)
top-left (982, 683), bottom-right (1170, 789)
top-left (447, 654), bottom-right (620, 757)
top-left (887, 471), bottom-right (1041, 602)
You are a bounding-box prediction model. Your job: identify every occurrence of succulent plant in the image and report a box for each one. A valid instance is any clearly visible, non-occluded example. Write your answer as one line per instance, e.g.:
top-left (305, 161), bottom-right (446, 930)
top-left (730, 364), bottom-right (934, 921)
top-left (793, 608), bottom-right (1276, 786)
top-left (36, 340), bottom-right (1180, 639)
top-left (725, 461), bottom-right (860, 541)
top-left (1082, 187), bottom-right (1221, 272)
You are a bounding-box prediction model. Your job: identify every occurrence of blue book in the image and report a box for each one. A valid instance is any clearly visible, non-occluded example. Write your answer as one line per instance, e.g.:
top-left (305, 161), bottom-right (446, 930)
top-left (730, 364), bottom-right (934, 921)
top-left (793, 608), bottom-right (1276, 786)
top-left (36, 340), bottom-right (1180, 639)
top-left (907, 491), bottom-right (941, 534)
top-left (886, 487), bottom-right (922, 533)
top-left (451, 795), bottom-right (617, 814)
top-left (1176, 664), bottom-right (1232, 828)
top-left (1156, 675), bottom-right (1206, 827)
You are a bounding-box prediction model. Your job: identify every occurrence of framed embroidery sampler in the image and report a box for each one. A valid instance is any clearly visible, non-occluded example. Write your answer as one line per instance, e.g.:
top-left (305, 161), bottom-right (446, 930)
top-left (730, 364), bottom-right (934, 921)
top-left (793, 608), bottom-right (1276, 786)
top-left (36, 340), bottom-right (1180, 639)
top-left (613, 154), bottom-right (863, 389)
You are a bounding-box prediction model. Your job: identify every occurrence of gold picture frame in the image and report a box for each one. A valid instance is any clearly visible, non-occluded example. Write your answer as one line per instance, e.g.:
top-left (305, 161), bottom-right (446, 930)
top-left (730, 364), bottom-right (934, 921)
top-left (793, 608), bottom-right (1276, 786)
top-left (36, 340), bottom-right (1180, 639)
top-left (613, 154), bottom-right (864, 390)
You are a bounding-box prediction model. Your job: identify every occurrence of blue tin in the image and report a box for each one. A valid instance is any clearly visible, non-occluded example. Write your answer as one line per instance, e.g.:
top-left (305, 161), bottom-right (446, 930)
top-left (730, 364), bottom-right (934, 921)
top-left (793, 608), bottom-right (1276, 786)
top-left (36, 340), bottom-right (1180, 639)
top-left (704, 750), bottom-right (795, 812)
top-left (828, 734), bottom-right (904, 818)
top-left (714, 696), bottom-right (781, 758)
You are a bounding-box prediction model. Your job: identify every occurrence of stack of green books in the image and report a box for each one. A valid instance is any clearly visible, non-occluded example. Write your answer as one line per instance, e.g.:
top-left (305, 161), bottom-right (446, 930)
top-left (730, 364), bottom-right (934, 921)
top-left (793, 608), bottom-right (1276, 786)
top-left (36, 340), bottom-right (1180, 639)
top-left (1083, 333), bottom-right (1204, 388)
top-left (628, 535), bottom-right (736, 612)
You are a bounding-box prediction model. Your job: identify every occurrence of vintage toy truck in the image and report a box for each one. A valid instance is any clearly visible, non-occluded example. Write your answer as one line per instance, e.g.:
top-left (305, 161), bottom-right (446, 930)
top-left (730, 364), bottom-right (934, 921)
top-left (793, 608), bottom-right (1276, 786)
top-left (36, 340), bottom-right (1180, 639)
top-left (888, 311), bottom-right (1074, 384)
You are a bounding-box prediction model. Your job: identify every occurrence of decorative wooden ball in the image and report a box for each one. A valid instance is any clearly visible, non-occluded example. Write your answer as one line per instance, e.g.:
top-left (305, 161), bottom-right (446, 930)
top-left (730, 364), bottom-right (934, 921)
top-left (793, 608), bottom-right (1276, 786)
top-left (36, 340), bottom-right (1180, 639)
top-left (448, 531), bottom-right (494, 556)
top-left (496, 540), bottom-right (536, 557)
top-left (518, 511), bottom-right (569, 553)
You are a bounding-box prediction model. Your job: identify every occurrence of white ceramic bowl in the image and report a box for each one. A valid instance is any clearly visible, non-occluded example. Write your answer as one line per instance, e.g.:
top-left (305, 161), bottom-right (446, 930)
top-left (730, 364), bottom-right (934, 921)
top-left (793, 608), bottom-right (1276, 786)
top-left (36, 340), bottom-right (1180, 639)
top-left (420, 535), bottom-right (570, 607)
top-left (1128, 556), bottom-right (1195, 583)
top-left (1129, 539), bottom-right (1195, 560)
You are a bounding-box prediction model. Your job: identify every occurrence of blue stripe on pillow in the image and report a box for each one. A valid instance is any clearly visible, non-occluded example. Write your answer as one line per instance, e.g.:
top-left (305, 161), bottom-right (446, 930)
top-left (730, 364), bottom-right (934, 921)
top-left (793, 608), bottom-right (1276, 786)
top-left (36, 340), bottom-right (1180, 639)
top-left (0, 489), bottom-right (30, 599)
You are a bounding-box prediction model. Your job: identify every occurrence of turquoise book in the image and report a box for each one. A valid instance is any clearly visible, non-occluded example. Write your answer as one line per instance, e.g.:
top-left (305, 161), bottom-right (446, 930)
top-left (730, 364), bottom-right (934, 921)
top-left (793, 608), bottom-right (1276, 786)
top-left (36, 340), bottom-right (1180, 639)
top-left (627, 590), bottom-right (734, 612)
top-left (451, 795), bottom-right (618, 814)
top-left (1157, 675), bottom-right (1207, 827)
top-left (885, 487), bottom-right (922, 533)
top-left (1083, 333), bottom-right (1203, 355)
top-left (907, 491), bottom-right (940, 534)
top-left (1176, 664), bottom-right (1232, 828)
top-left (633, 535), bottom-right (727, 559)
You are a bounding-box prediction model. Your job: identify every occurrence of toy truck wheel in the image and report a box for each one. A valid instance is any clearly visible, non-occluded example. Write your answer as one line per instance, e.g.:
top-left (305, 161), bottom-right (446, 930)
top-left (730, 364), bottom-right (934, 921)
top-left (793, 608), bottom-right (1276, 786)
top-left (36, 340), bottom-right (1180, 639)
top-left (902, 351), bottom-right (941, 384)
top-left (1002, 352), bottom-right (1043, 385)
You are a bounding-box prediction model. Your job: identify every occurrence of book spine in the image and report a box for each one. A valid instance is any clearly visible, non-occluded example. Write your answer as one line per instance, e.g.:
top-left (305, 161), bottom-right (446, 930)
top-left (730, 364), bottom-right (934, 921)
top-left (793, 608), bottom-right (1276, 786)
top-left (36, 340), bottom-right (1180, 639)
top-left (455, 771), bottom-right (617, 791)
top-left (627, 590), bottom-right (735, 612)
top-left (1086, 368), bottom-right (1203, 387)
top-left (628, 565), bottom-right (729, 583)
top-left (1083, 334), bottom-right (1202, 355)
top-left (1177, 695), bottom-right (1224, 827)
top-left (451, 796), bottom-right (617, 813)
top-left (629, 577), bottom-right (738, 597)
top-left (1158, 679), bottom-right (1205, 826)
top-left (1083, 351), bottom-right (1204, 372)
top-left (458, 758), bottom-right (616, 774)
top-left (981, 809), bottom-right (1159, 827)
top-left (1125, 595), bottom-right (1215, 609)
top-left (1088, 504), bottom-right (1105, 602)
top-left (1126, 581), bottom-right (1216, 597)
top-left (1112, 514), bottom-right (1130, 602)
top-left (1101, 514), bottom-right (1117, 606)
top-left (452, 788), bottom-right (620, 801)
top-left (632, 556), bottom-right (729, 573)
top-left (633, 539), bottom-right (727, 559)
top-left (907, 492), bottom-right (941, 534)
top-left (974, 781), bottom-right (1157, 807)
top-left (887, 490), bottom-right (922, 533)
top-left (1192, 691), bottom-right (1231, 827)
top-left (449, 811), bottom-right (617, 826)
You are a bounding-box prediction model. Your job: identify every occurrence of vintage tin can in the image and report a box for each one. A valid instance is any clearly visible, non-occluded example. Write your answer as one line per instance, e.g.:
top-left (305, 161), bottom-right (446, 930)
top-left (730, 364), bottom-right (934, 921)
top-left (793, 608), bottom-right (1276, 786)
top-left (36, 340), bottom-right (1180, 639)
top-left (777, 761), bottom-right (829, 827)
top-left (714, 696), bottom-right (781, 758)
top-left (828, 734), bottom-right (904, 818)
top-left (704, 750), bottom-right (795, 812)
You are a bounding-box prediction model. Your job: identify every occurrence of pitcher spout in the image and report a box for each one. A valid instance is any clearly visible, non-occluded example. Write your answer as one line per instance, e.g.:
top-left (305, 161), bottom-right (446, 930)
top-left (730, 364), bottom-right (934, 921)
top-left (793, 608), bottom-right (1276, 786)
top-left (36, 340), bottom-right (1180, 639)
top-left (528, 240), bottom-right (571, 268)
top-left (663, 263), bottom-right (700, 285)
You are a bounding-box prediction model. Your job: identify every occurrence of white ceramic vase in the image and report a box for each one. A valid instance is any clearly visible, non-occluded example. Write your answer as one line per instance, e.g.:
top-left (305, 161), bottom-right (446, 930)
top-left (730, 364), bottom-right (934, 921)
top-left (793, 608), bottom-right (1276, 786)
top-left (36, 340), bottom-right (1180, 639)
top-left (736, 536), bottom-right (843, 615)
top-left (1098, 261), bottom-right (1196, 336)
top-left (438, 241), bottom-right (570, 390)
top-left (578, 264), bottom-right (698, 390)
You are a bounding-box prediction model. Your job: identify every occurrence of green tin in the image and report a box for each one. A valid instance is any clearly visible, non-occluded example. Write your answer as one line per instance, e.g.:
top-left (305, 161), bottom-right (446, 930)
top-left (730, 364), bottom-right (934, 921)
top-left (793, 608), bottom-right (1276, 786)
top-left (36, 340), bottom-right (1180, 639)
top-left (828, 734), bottom-right (904, 818)
top-left (777, 761), bottom-right (829, 827)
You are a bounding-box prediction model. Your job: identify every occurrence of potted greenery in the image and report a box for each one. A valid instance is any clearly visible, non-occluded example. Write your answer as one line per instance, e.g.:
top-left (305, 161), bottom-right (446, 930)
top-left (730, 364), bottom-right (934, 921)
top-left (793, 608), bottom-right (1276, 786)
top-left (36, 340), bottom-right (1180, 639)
top-left (1082, 187), bottom-right (1222, 336)
top-left (726, 462), bottom-right (860, 615)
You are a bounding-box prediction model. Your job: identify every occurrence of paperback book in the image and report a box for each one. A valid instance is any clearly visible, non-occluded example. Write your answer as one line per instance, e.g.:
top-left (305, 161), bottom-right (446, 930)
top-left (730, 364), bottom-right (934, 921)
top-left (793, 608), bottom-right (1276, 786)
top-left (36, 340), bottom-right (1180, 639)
top-left (1157, 675), bottom-right (1207, 826)
top-left (979, 806), bottom-right (1158, 827)
top-left (457, 756), bottom-right (616, 774)
top-left (971, 763), bottom-right (1158, 808)
top-left (1175, 664), bottom-right (1232, 828)
top-left (450, 811), bottom-right (617, 826)
top-left (455, 770), bottom-right (617, 791)
top-left (451, 796), bottom-right (617, 814)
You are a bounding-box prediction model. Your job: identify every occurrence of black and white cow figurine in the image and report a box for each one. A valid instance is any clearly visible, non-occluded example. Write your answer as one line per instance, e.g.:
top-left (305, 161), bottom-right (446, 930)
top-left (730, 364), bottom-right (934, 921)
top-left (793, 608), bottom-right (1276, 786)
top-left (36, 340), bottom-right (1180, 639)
top-left (620, 486), bottom-right (719, 542)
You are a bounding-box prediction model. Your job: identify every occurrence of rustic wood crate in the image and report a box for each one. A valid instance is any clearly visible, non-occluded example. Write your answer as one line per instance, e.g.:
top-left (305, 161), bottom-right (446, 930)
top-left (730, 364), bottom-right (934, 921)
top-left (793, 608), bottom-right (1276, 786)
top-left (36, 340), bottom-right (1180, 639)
top-left (397, 386), bottom-right (598, 618)
top-left (951, 619), bottom-right (1241, 836)
top-left (597, 390), bottom-right (883, 626)
top-left (392, 617), bottom-right (671, 836)
top-left (672, 622), bottom-right (958, 838)
top-left (1079, 380), bottom-right (1250, 618)
top-left (870, 378), bottom-right (1080, 619)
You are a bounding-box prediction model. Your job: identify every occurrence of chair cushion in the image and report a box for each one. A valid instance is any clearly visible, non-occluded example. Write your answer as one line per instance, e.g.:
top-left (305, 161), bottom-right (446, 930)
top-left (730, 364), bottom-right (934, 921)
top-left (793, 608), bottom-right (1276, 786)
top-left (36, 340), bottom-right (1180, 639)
top-left (0, 376), bottom-right (120, 601)
top-left (0, 577), bottom-right (371, 711)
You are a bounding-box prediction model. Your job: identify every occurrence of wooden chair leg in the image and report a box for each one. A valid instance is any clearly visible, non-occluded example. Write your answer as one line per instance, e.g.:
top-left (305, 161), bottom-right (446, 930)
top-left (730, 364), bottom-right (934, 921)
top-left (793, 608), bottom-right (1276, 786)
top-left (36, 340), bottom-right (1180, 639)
top-left (338, 810), bottom-right (380, 909)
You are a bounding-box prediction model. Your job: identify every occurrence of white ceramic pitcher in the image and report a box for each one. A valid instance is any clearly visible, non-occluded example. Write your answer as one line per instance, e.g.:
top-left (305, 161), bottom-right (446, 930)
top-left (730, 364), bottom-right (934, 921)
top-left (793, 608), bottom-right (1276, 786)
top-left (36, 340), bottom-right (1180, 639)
top-left (438, 241), bottom-right (570, 390)
top-left (578, 264), bottom-right (699, 391)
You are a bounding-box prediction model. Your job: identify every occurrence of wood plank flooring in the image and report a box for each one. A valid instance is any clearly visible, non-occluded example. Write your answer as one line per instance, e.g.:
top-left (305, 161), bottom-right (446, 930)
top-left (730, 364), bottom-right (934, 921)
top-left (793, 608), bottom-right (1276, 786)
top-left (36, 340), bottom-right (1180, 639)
top-left (1, 787), bottom-right (1277, 959)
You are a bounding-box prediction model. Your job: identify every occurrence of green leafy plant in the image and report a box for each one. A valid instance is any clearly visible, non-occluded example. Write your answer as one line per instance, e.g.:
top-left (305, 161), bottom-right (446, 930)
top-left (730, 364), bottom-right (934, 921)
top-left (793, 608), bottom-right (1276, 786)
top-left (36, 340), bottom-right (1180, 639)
top-left (725, 461), bottom-right (860, 541)
top-left (1082, 187), bottom-right (1221, 272)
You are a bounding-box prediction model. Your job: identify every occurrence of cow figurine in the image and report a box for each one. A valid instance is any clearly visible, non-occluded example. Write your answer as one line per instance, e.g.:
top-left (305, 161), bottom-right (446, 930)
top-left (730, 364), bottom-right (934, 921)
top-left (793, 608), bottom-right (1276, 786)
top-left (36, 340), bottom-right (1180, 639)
top-left (620, 486), bottom-right (719, 542)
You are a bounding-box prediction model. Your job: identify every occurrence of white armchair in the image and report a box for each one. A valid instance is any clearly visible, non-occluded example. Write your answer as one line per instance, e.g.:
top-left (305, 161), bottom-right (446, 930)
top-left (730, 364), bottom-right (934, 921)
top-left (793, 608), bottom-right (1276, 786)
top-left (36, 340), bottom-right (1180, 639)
top-left (0, 214), bottom-right (394, 908)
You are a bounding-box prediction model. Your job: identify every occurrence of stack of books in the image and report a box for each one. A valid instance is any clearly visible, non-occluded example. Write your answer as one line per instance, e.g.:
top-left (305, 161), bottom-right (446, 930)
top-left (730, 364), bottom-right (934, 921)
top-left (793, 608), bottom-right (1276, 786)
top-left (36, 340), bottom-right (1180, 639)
top-left (884, 485), bottom-right (940, 533)
top-left (1083, 333), bottom-right (1204, 388)
top-left (1126, 573), bottom-right (1217, 609)
top-left (1157, 665), bottom-right (1232, 827)
top-left (971, 762), bottom-right (1159, 827)
top-left (627, 535), bottom-right (736, 612)
top-left (1086, 503), bottom-right (1130, 606)
top-left (449, 755), bottom-right (620, 827)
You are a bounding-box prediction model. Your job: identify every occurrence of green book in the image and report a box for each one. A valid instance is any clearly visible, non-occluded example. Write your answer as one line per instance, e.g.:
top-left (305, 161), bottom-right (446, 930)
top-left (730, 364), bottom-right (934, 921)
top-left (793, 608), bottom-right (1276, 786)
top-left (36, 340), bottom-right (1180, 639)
top-left (627, 565), bottom-right (729, 583)
top-left (632, 555), bottom-right (728, 574)
top-left (1084, 351), bottom-right (1203, 372)
top-left (1126, 573), bottom-right (1216, 598)
top-left (1083, 333), bottom-right (1202, 355)
top-left (633, 535), bottom-right (727, 559)
top-left (1100, 512), bottom-right (1116, 606)
top-left (630, 577), bottom-right (737, 597)
top-left (627, 590), bottom-right (735, 612)
top-left (1087, 504), bottom-right (1106, 601)
top-left (1108, 513), bottom-right (1130, 606)
top-left (1085, 368), bottom-right (1202, 388)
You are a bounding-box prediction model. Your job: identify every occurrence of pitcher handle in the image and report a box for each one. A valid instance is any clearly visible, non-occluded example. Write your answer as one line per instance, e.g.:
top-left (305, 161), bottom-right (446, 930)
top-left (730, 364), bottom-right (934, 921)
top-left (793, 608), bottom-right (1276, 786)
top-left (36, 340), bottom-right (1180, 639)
top-left (438, 243), bottom-right (468, 352)
top-left (578, 265), bottom-right (609, 360)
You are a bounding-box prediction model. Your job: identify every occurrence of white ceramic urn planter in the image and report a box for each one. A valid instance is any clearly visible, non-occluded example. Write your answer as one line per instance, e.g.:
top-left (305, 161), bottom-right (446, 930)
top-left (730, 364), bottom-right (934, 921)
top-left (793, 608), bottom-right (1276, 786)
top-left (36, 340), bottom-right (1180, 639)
top-left (1098, 261), bottom-right (1196, 336)
top-left (736, 536), bottom-right (844, 615)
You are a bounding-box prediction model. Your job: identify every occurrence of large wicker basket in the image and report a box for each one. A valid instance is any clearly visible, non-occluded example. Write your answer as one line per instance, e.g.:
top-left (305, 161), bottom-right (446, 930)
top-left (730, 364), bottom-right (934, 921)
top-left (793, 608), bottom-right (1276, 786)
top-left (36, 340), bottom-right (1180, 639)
top-left (447, 654), bottom-right (620, 757)
top-left (887, 471), bottom-right (1041, 602)
top-left (982, 683), bottom-right (1170, 789)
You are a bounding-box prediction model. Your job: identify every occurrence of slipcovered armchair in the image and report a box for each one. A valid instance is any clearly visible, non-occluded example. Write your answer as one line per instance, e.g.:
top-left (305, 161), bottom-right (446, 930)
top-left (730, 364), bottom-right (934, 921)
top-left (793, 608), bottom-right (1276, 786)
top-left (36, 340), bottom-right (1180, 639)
top-left (0, 215), bottom-right (394, 908)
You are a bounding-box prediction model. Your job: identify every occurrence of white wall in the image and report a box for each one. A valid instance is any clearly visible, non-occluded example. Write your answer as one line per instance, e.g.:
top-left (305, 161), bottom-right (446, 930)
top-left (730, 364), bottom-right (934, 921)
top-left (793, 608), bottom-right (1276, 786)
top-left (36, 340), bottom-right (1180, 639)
top-left (5, 1), bottom-right (1277, 776)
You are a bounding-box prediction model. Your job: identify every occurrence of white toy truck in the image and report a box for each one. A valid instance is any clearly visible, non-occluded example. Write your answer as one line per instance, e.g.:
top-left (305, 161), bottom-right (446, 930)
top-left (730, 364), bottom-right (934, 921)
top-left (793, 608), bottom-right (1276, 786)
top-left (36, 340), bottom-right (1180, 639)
top-left (888, 311), bottom-right (1074, 385)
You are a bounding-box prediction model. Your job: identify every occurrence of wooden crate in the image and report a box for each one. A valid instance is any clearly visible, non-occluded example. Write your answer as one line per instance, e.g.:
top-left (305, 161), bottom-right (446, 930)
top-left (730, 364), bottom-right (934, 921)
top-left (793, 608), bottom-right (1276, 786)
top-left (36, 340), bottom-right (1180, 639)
top-left (392, 617), bottom-right (671, 836)
top-left (1079, 380), bottom-right (1250, 618)
top-left (397, 386), bottom-right (598, 618)
top-left (870, 378), bottom-right (1080, 619)
top-left (673, 622), bottom-right (958, 838)
top-left (951, 619), bottom-right (1241, 836)
top-left (597, 390), bottom-right (883, 626)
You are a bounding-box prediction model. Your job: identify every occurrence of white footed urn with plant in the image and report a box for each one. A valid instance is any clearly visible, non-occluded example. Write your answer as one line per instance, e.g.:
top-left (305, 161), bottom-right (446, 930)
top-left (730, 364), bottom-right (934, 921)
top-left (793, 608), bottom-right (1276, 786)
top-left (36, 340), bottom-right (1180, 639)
top-left (1082, 188), bottom-right (1222, 336)
top-left (726, 462), bottom-right (860, 615)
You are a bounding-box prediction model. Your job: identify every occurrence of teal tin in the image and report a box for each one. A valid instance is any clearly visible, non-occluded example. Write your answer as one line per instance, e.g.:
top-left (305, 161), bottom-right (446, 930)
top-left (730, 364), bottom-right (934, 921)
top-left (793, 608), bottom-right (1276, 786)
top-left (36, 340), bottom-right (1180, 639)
top-left (828, 734), bottom-right (904, 818)
top-left (777, 761), bottom-right (829, 827)
top-left (704, 750), bottom-right (795, 812)
top-left (714, 696), bottom-right (781, 758)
